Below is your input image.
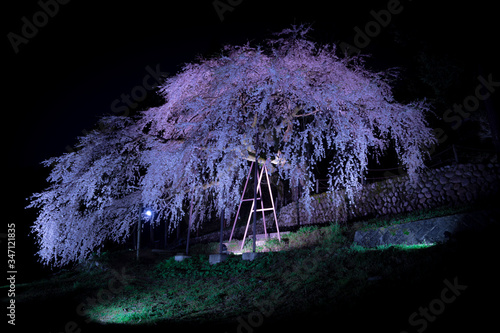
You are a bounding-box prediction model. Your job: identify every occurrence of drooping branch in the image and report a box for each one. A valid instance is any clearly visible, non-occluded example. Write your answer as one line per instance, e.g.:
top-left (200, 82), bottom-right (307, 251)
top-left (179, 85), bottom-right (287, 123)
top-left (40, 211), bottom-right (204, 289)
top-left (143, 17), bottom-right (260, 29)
top-left (28, 25), bottom-right (436, 267)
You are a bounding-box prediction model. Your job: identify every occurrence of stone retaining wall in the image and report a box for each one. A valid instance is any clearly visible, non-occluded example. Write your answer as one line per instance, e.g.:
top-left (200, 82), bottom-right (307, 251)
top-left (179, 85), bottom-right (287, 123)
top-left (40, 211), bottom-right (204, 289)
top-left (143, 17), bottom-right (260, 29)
top-left (191, 163), bottom-right (499, 244)
top-left (277, 163), bottom-right (500, 227)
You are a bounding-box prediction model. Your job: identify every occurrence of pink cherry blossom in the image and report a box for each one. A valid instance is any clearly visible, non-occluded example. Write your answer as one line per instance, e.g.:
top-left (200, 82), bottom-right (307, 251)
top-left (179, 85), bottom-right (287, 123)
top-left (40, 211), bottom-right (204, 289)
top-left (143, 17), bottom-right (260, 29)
top-left (28, 25), bottom-right (436, 266)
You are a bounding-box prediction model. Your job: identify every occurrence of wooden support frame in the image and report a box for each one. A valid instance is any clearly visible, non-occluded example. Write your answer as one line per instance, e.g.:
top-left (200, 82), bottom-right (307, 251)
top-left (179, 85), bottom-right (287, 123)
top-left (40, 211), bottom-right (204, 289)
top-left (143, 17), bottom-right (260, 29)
top-left (229, 161), bottom-right (281, 250)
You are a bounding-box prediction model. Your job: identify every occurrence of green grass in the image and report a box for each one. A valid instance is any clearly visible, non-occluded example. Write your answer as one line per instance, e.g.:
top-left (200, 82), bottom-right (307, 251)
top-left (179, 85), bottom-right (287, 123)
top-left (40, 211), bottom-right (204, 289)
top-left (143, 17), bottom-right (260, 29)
top-left (86, 251), bottom-right (286, 324)
top-left (8, 202), bottom-right (494, 328)
top-left (64, 223), bottom-right (441, 325)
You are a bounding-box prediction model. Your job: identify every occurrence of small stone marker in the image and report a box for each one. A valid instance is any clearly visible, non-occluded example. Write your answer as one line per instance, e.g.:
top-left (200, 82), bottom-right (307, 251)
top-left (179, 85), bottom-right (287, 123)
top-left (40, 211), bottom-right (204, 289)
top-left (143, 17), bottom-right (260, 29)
top-left (242, 252), bottom-right (262, 261)
top-left (174, 253), bottom-right (191, 262)
top-left (209, 254), bottom-right (228, 265)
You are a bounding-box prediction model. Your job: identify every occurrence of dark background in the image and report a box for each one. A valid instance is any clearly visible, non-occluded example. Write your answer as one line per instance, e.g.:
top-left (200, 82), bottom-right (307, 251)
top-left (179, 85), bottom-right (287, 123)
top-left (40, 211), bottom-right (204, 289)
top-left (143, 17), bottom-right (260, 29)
top-left (3, 0), bottom-right (499, 279)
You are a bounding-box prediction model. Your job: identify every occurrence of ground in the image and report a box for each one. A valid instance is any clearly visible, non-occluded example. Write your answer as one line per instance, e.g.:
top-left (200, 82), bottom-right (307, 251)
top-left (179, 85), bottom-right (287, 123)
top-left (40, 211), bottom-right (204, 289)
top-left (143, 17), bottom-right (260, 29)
top-left (4, 202), bottom-right (499, 333)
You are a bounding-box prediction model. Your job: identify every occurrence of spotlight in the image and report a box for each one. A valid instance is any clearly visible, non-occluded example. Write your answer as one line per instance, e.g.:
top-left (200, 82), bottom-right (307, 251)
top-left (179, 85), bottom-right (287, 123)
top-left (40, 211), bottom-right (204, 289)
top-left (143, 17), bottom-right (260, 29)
top-left (142, 208), bottom-right (154, 220)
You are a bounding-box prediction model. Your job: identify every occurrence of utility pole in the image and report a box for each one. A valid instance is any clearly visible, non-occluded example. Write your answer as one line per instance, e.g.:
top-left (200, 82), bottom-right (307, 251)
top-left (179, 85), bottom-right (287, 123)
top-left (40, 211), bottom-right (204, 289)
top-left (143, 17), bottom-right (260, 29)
top-left (137, 206), bottom-right (153, 260)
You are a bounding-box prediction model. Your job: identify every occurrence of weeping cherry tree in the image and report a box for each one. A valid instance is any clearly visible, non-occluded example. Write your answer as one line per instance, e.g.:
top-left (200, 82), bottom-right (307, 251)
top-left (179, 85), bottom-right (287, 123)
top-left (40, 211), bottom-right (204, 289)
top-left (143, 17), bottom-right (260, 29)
top-left (28, 25), bottom-right (436, 266)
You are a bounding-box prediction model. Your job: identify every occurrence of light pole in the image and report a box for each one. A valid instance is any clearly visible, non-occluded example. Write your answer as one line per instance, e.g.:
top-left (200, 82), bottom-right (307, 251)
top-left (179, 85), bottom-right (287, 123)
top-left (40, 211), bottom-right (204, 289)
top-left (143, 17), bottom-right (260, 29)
top-left (137, 206), bottom-right (153, 261)
top-left (219, 208), bottom-right (225, 254)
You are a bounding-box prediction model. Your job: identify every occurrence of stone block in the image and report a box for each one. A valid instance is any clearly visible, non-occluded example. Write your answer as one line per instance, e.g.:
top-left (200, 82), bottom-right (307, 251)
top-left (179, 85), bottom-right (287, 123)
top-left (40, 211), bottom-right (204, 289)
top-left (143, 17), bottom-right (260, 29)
top-left (353, 209), bottom-right (499, 248)
top-left (242, 252), bottom-right (263, 261)
top-left (439, 176), bottom-right (448, 185)
top-left (174, 254), bottom-right (191, 262)
top-left (209, 254), bottom-right (228, 265)
top-left (445, 172), bottom-right (455, 178)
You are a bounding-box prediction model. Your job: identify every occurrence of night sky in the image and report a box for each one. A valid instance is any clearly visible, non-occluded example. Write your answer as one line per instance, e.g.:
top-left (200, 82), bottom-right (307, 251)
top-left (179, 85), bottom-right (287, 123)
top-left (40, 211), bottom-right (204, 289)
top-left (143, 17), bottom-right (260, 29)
top-left (5, 0), bottom-right (499, 227)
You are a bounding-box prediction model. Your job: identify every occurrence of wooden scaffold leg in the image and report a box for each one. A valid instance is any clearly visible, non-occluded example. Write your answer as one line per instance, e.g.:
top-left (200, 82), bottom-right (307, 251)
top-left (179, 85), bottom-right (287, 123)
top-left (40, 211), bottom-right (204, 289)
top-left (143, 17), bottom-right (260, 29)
top-left (229, 161), bottom-right (281, 251)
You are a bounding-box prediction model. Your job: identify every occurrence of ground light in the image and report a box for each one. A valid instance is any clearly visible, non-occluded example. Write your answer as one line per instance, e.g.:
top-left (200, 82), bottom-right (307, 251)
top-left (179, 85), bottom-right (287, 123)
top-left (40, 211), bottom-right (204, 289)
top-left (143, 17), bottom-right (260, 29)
top-left (350, 243), bottom-right (436, 253)
top-left (83, 241), bottom-right (440, 325)
top-left (78, 221), bottom-right (446, 327)
top-left (90, 305), bottom-right (148, 324)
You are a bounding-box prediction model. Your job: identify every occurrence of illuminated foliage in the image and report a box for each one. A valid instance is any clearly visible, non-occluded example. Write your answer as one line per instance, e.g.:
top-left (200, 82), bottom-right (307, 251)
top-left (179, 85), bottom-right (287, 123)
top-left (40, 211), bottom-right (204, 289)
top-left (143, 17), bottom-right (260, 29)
top-left (28, 25), bottom-right (435, 266)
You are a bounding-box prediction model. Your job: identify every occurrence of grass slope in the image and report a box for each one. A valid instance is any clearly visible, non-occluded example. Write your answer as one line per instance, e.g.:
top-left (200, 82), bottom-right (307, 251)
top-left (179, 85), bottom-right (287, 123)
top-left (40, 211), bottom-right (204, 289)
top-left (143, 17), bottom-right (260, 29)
top-left (4, 204), bottom-right (498, 333)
